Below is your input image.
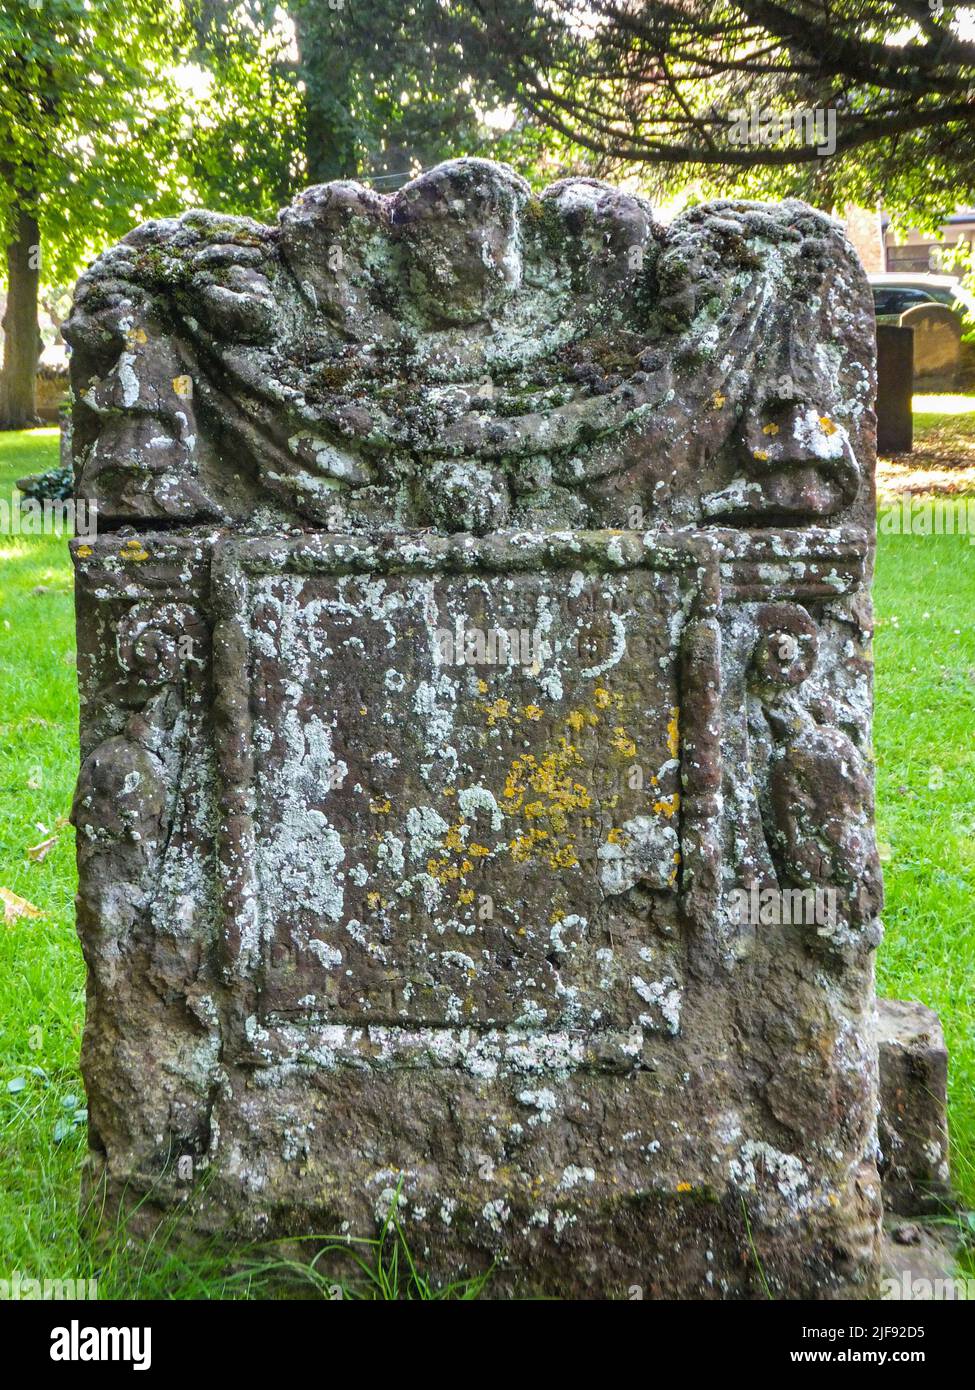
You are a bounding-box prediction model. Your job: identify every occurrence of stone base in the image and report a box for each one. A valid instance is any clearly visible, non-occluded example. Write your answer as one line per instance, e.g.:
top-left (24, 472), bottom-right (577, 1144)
top-left (83, 1157), bottom-right (883, 1301)
top-left (80, 1038), bottom-right (884, 1300)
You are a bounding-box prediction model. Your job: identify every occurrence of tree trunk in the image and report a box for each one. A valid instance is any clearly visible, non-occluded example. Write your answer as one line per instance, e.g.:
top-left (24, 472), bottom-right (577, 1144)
top-left (1, 206), bottom-right (42, 430)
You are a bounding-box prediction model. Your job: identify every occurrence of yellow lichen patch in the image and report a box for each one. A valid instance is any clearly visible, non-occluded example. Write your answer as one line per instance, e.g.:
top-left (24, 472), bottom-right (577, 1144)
top-left (119, 539), bottom-right (149, 563)
top-left (762, 421), bottom-right (780, 436)
top-left (76, 544), bottom-right (93, 558)
top-left (366, 891), bottom-right (383, 911)
top-left (468, 843), bottom-right (490, 857)
top-left (607, 826), bottom-right (628, 845)
top-left (566, 708), bottom-right (598, 734)
top-left (458, 888), bottom-right (475, 906)
top-left (666, 708), bottom-right (680, 760)
top-left (594, 686), bottom-right (624, 714)
top-left (711, 390), bottom-right (726, 409)
top-left (523, 704), bottom-right (543, 721)
top-left (509, 828), bottom-right (549, 863)
top-left (442, 787), bottom-right (455, 797)
top-left (420, 816), bottom-right (483, 885)
top-left (172, 374), bottom-right (193, 398)
top-left (610, 726), bottom-right (637, 758)
top-left (482, 697), bottom-right (511, 726)
top-left (653, 793), bottom-right (680, 819)
top-left (752, 448), bottom-right (769, 462)
top-left (427, 856), bottom-right (456, 882)
top-left (126, 327), bottom-right (148, 348)
top-left (511, 839), bottom-right (578, 870)
top-left (819, 415), bottom-right (837, 436)
top-left (502, 738), bottom-right (593, 865)
top-left (477, 679), bottom-right (488, 694)
top-left (369, 799), bottom-right (391, 815)
top-left (443, 824), bottom-right (466, 852)
top-left (548, 844), bottom-right (579, 869)
top-left (503, 742), bottom-right (591, 817)
top-left (676, 1181), bottom-right (693, 1193)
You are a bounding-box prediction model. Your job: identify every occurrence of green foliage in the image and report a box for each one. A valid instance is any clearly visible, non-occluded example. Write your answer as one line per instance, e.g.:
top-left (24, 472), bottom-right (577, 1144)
top-left (286, 0), bottom-right (556, 184)
top-left (182, 0), bottom-right (304, 218)
top-left (0, 0), bottom-right (304, 293)
top-left (238, 1181), bottom-right (493, 1299)
top-left (458, 0), bottom-right (975, 221)
top-left (873, 491), bottom-right (975, 1212)
top-left (0, 0), bottom-right (193, 281)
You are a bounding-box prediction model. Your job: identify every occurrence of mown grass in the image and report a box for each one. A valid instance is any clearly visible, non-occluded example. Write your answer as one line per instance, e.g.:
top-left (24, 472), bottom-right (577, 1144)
top-left (0, 428), bottom-right (88, 1286)
top-left (0, 414), bottom-right (973, 1297)
top-left (872, 515), bottom-right (975, 1207)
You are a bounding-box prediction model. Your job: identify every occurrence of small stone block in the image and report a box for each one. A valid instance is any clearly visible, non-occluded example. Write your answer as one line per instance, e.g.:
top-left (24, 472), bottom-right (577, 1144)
top-left (878, 997), bottom-right (952, 1216)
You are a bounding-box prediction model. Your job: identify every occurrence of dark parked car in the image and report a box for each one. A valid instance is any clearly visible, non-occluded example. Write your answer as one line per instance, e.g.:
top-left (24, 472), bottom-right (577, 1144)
top-left (869, 273), bottom-right (975, 329)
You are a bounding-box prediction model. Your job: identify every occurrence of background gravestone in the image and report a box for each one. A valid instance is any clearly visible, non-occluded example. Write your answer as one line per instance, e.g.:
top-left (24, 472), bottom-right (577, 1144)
top-left (900, 302), bottom-right (961, 391)
top-left (876, 324), bottom-right (914, 456)
top-left (66, 160), bottom-right (885, 1298)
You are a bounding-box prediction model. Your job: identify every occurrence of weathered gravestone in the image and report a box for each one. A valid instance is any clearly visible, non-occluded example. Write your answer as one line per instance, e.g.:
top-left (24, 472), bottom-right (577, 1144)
top-left (901, 302), bottom-right (961, 391)
top-left (66, 159), bottom-right (886, 1298)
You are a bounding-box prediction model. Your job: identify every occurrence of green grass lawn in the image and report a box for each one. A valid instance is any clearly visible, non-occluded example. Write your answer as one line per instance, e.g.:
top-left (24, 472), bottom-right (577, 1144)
top-left (0, 419), bottom-right (973, 1295)
top-left (0, 429), bottom-right (90, 1286)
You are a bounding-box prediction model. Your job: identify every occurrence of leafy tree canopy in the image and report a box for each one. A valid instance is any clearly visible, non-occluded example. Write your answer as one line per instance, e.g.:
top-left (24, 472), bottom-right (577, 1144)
top-left (458, 0), bottom-right (975, 225)
top-left (0, 0), bottom-right (301, 285)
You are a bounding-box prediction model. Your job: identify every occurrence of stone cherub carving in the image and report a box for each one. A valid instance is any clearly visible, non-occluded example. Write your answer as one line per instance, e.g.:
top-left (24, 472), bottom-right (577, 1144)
top-left (65, 157), bottom-right (874, 537)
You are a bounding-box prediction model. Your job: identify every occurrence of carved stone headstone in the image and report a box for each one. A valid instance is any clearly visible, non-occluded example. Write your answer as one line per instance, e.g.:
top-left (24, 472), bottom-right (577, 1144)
top-left (66, 159), bottom-right (884, 1298)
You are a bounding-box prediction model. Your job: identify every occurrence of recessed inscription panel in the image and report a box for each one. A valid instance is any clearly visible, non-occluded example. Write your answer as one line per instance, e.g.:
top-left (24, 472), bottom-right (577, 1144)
top-left (243, 561), bottom-right (693, 1030)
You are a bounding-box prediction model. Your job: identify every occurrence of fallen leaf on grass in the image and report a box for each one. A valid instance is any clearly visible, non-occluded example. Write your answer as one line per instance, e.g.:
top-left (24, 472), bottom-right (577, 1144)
top-left (26, 834), bottom-right (58, 863)
top-left (0, 888), bottom-right (42, 923)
